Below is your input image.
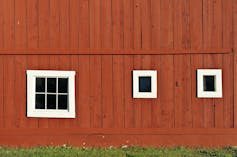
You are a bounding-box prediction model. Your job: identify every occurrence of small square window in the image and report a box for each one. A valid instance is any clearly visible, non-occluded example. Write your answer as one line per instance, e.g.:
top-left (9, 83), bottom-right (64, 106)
top-left (133, 70), bottom-right (157, 98)
top-left (203, 75), bottom-right (215, 91)
top-left (139, 77), bottom-right (151, 92)
top-left (27, 70), bottom-right (76, 118)
top-left (197, 69), bottom-right (222, 98)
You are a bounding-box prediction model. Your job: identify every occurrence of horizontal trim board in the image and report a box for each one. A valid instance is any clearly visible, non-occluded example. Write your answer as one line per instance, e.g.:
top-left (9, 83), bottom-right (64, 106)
top-left (1, 133), bottom-right (237, 147)
top-left (0, 128), bottom-right (237, 136)
top-left (0, 48), bottom-right (232, 55)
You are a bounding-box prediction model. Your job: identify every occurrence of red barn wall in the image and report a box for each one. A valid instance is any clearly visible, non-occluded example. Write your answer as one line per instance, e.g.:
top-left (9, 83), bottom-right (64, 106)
top-left (0, 0), bottom-right (235, 146)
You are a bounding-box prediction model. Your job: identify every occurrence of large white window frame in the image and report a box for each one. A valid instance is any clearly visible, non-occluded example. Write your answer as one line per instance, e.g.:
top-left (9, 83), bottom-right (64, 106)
top-left (197, 69), bottom-right (222, 98)
top-left (27, 70), bottom-right (76, 118)
top-left (133, 70), bottom-right (157, 98)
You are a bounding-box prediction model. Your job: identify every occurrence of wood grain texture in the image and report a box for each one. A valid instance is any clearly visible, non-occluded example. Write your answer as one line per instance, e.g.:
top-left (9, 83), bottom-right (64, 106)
top-left (0, 0), bottom-right (234, 147)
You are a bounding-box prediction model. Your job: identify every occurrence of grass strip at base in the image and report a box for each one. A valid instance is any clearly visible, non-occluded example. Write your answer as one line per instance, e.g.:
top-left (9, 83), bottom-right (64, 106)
top-left (0, 146), bottom-right (236, 157)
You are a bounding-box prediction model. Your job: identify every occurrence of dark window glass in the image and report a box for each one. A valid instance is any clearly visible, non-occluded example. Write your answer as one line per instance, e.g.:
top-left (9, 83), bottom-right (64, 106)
top-left (58, 95), bottom-right (68, 110)
top-left (36, 78), bottom-right (45, 92)
top-left (47, 78), bottom-right (56, 93)
top-left (58, 78), bottom-right (68, 93)
top-left (47, 94), bottom-right (56, 109)
top-left (35, 94), bottom-right (45, 109)
top-left (139, 76), bottom-right (151, 92)
top-left (203, 75), bottom-right (215, 91)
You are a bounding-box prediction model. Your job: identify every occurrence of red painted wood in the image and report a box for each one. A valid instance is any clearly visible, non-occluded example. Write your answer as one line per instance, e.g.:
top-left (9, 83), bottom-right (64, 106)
top-left (89, 56), bottom-right (102, 128)
top-left (0, 0), bottom-right (235, 146)
top-left (27, 0), bottom-right (39, 48)
top-left (0, 56), bottom-right (3, 128)
top-left (191, 55), bottom-right (204, 128)
top-left (4, 56), bottom-right (15, 128)
top-left (38, 0), bottom-right (50, 48)
top-left (113, 55), bottom-right (125, 128)
top-left (151, 0), bottom-right (160, 49)
top-left (101, 0), bottom-right (112, 49)
top-left (69, 0), bottom-right (79, 49)
top-left (78, 56), bottom-right (90, 128)
top-left (101, 56), bottom-right (113, 128)
top-left (124, 55), bottom-right (134, 128)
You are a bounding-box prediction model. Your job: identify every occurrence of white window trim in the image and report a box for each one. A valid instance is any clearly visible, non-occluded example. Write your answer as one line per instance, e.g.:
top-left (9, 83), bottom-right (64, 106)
top-left (197, 69), bottom-right (222, 98)
top-left (27, 70), bottom-right (76, 118)
top-left (133, 70), bottom-right (157, 98)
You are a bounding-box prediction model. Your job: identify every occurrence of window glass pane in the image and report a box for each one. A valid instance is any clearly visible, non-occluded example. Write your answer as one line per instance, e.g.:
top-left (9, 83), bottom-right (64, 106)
top-left (58, 95), bottom-right (68, 110)
top-left (47, 94), bottom-right (56, 109)
top-left (47, 78), bottom-right (56, 93)
top-left (139, 76), bottom-right (151, 92)
top-left (58, 78), bottom-right (68, 93)
top-left (36, 78), bottom-right (45, 92)
top-left (35, 94), bottom-right (45, 109)
top-left (203, 75), bottom-right (215, 91)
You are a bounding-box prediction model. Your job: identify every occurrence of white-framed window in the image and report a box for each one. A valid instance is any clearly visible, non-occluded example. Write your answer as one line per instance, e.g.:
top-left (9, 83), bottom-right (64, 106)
top-left (197, 69), bottom-right (222, 98)
top-left (133, 70), bottom-right (157, 98)
top-left (27, 70), bottom-right (76, 118)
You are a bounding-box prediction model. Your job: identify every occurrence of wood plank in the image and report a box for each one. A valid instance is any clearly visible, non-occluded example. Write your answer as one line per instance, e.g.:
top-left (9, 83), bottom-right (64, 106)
top-left (190, 0), bottom-right (202, 49)
top-left (0, 56), bottom-right (4, 128)
top-left (14, 56), bottom-right (27, 128)
top-left (222, 0), bottom-right (233, 128)
top-left (124, 55), bottom-right (134, 128)
top-left (59, 0), bottom-right (70, 48)
top-left (113, 55), bottom-right (125, 128)
top-left (101, 55), bottom-right (113, 128)
top-left (101, 0), bottom-right (112, 49)
top-left (38, 0), bottom-right (50, 48)
top-left (133, 0), bottom-right (141, 49)
top-left (69, 0), bottom-right (79, 49)
top-left (140, 0), bottom-right (151, 49)
top-left (174, 55), bottom-right (192, 127)
top-left (0, 49), bottom-right (231, 55)
top-left (78, 0), bottom-right (89, 48)
top-left (0, 0), bottom-right (3, 48)
top-left (78, 56), bottom-right (90, 128)
top-left (234, 0), bottom-right (237, 128)
top-left (89, 55), bottom-right (102, 128)
top-left (222, 0), bottom-right (232, 49)
top-left (27, 0), bottom-right (39, 48)
top-left (3, 56), bottom-right (15, 128)
top-left (89, 0), bottom-right (101, 48)
top-left (160, 0), bottom-right (173, 49)
top-left (191, 54), bottom-right (204, 128)
top-left (49, 0), bottom-right (60, 48)
top-left (112, 0), bottom-right (124, 49)
top-left (3, 0), bottom-right (15, 48)
top-left (123, 0), bottom-right (133, 49)
top-left (151, 0), bottom-right (161, 49)
top-left (223, 54), bottom-right (234, 128)
top-left (2, 128), bottom-right (237, 136)
top-left (159, 55), bottom-right (174, 128)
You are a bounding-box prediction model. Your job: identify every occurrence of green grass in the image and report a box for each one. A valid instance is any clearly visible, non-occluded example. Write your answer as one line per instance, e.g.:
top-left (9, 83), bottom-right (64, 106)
top-left (0, 146), bottom-right (236, 157)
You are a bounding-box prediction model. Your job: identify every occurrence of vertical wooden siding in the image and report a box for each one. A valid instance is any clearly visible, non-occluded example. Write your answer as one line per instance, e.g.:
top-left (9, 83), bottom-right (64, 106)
top-left (0, 0), bottom-right (234, 130)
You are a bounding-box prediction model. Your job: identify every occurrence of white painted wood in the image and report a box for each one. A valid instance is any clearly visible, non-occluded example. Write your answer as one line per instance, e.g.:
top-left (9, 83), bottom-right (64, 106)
top-left (197, 69), bottom-right (222, 98)
top-left (133, 70), bottom-right (157, 98)
top-left (27, 70), bottom-right (76, 118)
